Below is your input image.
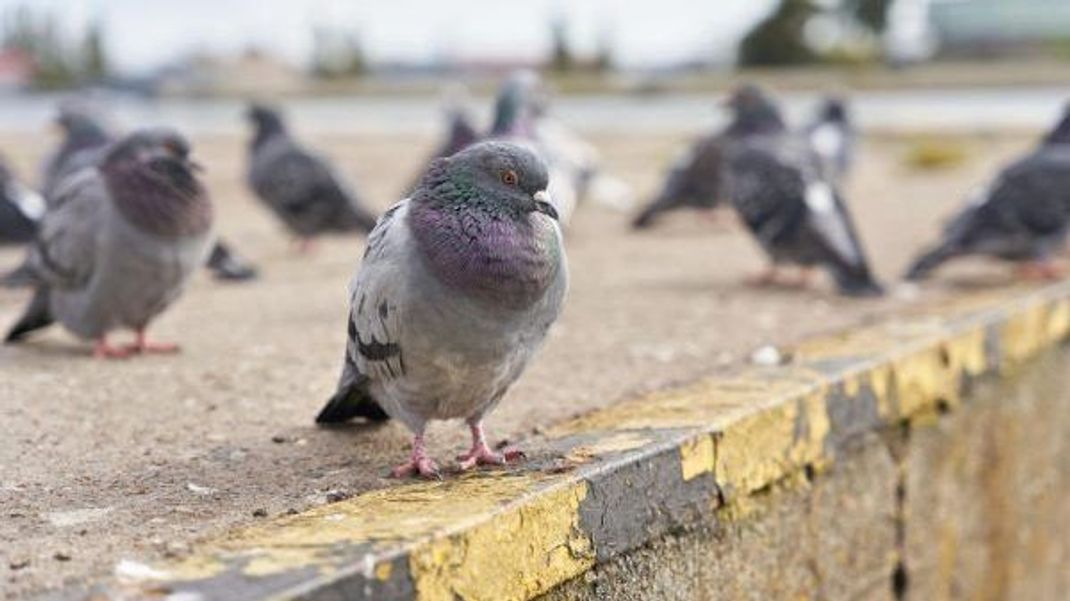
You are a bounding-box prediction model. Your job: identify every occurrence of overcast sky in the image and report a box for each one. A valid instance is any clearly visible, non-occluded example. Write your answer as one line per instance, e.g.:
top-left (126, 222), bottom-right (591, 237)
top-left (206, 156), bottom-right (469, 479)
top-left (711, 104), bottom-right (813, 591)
top-left (0, 0), bottom-right (783, 72)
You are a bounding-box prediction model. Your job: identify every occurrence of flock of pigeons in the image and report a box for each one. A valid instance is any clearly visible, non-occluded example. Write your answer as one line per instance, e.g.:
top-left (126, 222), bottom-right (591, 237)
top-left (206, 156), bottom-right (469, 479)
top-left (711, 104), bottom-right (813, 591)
top-left (2, 73), bottom-right (1070, 476)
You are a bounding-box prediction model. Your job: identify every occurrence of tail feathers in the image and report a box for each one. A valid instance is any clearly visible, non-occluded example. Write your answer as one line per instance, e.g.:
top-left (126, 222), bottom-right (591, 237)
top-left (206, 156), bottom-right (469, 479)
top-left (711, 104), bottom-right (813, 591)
top-left (1, 259), bottom-right (37, 288)
top-left (832, 266), bottom-right (885, 297)
top-left (905, 243), bottom-right (959, 281)
top-left (632, 193), bottom-right (677, 229)
top-left (5, 286), bottom-right (53, 343)
top-left (316, 379), bottom-right (390, 424)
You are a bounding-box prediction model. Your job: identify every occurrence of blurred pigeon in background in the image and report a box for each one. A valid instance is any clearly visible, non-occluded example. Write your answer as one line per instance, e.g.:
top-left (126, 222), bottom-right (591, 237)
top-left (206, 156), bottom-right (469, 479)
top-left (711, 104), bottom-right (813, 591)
top-left (246, 103), bottom-right (378, 250)
top-left (2, 104), bottom-right (256, 284)
top-left (722, 86), bottom-right (883, 297)
top-left (316, 141), bottom-right (567, 479)
top-left (805, 97), bottom-right (854, 181)
top-left (5, 129), bottom-right (214, 357)
top-left (0, 157), bottom-right (44, 245)
top-left (402, 85), bottom-right (481, 194)
top-left (632, 133), bottom-right (726, 229)
top-left (905, 107), bottom-right (1070, 281)
top-left (39, 104), bottom-right (114, 200)
top-left (488, 71), bottom-right (580, 225)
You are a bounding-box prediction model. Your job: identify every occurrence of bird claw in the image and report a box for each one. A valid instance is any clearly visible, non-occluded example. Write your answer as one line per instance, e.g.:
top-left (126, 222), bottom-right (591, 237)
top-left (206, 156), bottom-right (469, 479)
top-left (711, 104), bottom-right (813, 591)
top-left (457, 444), bottom-right (525, 471)
top-left (93, 342), bottom-right (132, 359)
top-left (391, 456), bottom-right (441, 480)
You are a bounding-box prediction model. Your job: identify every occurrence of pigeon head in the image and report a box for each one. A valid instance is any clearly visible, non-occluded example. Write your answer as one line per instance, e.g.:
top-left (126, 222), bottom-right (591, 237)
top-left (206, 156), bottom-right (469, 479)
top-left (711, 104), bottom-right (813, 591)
top-left (725, 85), bottom-right (786, 136)
top-left (1043, 103), bottom-right (1070, 146)
top-left (246, 103), bottom-right (287, 144)
top-left (411, 140), bottom-right (561, 309)
top-left (55, 107), bottom-right (110, 146)
top-left (101, 129), bottom-right (211, 237)
top-left (421, 141), bottom-right (555, 221)
top-left (490, 71), bottom-right (544, 137)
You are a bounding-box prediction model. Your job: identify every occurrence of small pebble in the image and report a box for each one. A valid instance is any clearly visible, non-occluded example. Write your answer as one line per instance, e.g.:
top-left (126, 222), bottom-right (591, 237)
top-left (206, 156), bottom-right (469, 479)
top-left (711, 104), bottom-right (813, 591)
top-left (9, 559), bottom-right (29, 570)
top-left (53, 551), bottom-right (71, 562)
top-left (271, 435), bottom-right (288, 444)
top-left (252, 508), bottom-right (268, 518)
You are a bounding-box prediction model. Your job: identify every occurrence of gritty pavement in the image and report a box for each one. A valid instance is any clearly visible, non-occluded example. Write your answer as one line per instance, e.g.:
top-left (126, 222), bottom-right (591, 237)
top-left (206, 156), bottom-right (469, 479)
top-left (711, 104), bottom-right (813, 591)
top-left (0, 129), bottom-right (1036, 599)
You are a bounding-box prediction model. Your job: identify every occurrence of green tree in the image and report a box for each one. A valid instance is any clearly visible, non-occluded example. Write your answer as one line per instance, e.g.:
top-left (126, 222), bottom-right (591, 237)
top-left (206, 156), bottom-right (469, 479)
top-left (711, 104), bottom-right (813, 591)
top-left (738, 0), bottom-right (819, 67)
top-left (83, 20), bottom-right (109, 81)
top-left (549, 16), bottom-right (573, 72)
top-left (849, 0), bottom-right (891, 35)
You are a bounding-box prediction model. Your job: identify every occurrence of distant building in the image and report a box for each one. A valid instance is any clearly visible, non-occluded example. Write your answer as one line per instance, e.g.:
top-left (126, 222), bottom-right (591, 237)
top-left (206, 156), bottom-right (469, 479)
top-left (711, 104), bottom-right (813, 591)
top-left (0, 49), bottom-right (35, 90)
top-left (152, 49), bottom-right (308, 97)
top-left (929, 0), bottom-right (1070, 57)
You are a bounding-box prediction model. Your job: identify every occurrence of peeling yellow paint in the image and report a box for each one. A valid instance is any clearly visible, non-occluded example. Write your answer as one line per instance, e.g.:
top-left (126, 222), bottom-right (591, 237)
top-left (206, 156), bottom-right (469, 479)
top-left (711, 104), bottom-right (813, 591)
top-left (1002, 300), bottom-right (1070, 366)
top-left (714, 391), bottom-right (829, 495)
top-left (375, 561), bottom-right (393, 581)
top-left (409, 481), bottom-right (593, 601)
top-left (161, 474), bottom-right (553, 581)
top-left (679, 433), bottom-right (715, 481)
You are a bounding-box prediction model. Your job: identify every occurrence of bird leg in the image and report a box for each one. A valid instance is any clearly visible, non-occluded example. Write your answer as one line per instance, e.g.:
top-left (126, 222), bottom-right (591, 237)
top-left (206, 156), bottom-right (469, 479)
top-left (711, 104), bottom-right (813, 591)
top-left (391, 433), bottom-right (441, 479)
top-left (1016, 260), bottom-right (1063, 281)
top-left (745, 265), bottom-right (781, 287)
top-left (124, 329), bottom-right (180, 354)
top-left (93, 336), bottom-right (132, 359)
top-left (790, 267), bottom-right (816, 289)
top-left (294, 238), bottom-right (318, 255)
top-left (457, 420), bottom-right (524, 471)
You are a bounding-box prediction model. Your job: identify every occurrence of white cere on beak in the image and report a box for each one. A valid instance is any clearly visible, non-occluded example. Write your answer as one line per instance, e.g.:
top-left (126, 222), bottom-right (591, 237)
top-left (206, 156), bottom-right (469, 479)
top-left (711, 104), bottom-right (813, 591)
top-left (533, 190), bottom-right (552, 205)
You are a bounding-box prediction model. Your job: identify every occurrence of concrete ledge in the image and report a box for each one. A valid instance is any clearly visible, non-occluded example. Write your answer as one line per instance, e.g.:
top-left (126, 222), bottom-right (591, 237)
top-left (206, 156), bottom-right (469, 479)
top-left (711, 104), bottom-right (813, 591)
top-left (82, 282), bottom-right (1070, 601)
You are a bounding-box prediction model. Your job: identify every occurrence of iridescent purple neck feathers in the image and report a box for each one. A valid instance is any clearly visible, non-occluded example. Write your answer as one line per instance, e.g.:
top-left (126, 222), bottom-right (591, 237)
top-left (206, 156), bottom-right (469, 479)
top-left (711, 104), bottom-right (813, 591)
top-left (103, 159), bottom-right (212, 238)
top-left (409, 171), bottom-right (558, 309)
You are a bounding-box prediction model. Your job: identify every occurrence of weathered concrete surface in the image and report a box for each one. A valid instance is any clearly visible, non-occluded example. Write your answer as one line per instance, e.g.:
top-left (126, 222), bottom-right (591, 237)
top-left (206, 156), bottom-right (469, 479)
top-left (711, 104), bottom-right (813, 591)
top-left (540, 351), bottom-right (1069, 601)
top-left (902, 350), bottom-right (1070, 601)
top-left (542, 434), bottom-right (897, 601)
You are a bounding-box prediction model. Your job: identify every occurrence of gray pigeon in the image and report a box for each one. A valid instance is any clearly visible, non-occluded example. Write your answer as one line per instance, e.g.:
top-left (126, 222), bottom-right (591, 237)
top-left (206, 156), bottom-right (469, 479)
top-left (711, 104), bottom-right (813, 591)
top-left (246, 104), bottom-right (377, 247)
top-left (7, 106), bottom-right (256, 284)
top-left (0, 157), bottom-right (44, 244)
top-left (316, 141), bottom-right (567, 478)
top-left (805, 97), bottom-right (854, 181)
top-left (632, 133), bottom-right (726, 228)
top-left (39, 105), bottom-right (114, 201)
top-left (5, 129), bottom-right (214, 357)
top-left (905, 107), bottom-right (1070, 281)
top-left (722, 86), bottom-right (882, 297)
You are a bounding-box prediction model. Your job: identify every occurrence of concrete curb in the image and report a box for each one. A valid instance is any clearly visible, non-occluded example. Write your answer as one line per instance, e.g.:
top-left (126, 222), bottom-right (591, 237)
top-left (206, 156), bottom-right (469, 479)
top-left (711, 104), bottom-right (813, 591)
top-left (85, 282), bottom-right (1070, 601)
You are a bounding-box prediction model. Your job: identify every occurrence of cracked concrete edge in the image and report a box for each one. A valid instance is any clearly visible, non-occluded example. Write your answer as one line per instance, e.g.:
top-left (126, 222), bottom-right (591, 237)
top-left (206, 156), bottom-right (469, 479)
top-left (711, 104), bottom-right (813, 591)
top-left (71, 281), bottom-right (1070, 601)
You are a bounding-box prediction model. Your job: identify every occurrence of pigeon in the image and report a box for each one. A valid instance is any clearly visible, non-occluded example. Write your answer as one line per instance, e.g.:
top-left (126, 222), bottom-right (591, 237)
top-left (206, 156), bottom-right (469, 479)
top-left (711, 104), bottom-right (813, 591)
top-left (5, 129), bottom-right (214, 357)
top-left (246, 103), bottom-right (377, 248)
top-left (805, 97), bottom-right (854, 181)
top-left (905, 108), bottom-right (1070, 281)
top-left (632, 134), bottom-right (726, 228)
top-left (721, 86), bottom-right (883, 297)
top-left (401, 89), bottom-right (481, 195)
top-left (316, 141), bottom-right (567, 478)
top-left (39, 105), bottom-right (114, 201)
top-left (0, 157), bottom-right (44, 244)
top-left (488, 71), bottom-right (582, 225)
top-left (19, 105), bottom-right (257, 283)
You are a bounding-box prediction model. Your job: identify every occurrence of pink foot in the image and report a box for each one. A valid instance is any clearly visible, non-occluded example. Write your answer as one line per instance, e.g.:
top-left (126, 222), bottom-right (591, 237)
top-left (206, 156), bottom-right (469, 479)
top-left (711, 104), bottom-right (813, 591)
top-left (126, 330), bottom-right (180, 354)
top-left (93, 338), bottom-right (132, 359)
top-left (391, 456), bottom-right (441, 479)
top-left (457, 421), bottom-right (525, 471)
top-left (745, 267), bottom-right (780, 288)
top-left (390, 434), bottom-right (441, 479)
top-left (457, 443), bottom-right (525, 471)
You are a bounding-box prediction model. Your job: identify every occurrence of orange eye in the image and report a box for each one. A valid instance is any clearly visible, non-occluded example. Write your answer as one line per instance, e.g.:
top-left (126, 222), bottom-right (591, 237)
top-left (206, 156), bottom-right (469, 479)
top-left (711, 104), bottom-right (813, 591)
top-left (501, 169), bottom-right (518, 186)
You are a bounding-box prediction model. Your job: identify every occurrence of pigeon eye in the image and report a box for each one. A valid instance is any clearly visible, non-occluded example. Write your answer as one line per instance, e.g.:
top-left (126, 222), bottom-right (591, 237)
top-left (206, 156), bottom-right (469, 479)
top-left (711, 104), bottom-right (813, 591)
top-left (500, 169), bottom-right (518, 186)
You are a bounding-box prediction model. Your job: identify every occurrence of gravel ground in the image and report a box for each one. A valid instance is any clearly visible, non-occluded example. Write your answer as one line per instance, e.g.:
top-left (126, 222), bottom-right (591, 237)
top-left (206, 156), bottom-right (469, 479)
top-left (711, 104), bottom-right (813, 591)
top-left (0, 129), bottom-right (1033, 599)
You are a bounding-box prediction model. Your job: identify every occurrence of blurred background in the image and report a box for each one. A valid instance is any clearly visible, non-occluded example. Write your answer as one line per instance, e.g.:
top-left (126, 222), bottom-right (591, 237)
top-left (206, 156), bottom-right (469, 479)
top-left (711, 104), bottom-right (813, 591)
top-left (0, 0), bottom-right (1065, 132)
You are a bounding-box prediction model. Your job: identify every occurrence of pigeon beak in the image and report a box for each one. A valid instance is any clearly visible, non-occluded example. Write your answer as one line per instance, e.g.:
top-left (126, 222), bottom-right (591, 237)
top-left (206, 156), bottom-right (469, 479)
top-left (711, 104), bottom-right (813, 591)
top-left (187, 159), bottom-right (205, 173)
top-left (532, 190), bottom-right (558, 221)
